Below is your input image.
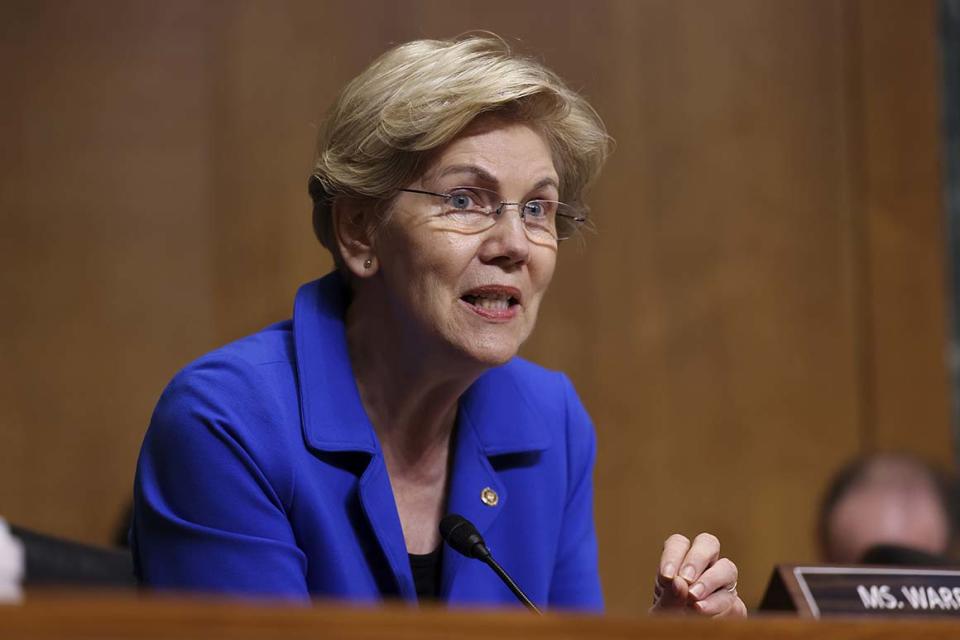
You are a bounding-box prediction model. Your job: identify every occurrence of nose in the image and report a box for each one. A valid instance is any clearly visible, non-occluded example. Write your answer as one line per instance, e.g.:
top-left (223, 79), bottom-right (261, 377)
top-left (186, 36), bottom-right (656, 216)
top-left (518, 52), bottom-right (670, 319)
top-left (479, 203), bottom-right (530, 267)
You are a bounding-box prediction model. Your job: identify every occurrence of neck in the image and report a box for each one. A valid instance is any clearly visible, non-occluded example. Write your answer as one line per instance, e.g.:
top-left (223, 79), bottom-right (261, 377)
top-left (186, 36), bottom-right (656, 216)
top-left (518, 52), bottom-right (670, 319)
top-left (344, 284), bottom-right (484, 476)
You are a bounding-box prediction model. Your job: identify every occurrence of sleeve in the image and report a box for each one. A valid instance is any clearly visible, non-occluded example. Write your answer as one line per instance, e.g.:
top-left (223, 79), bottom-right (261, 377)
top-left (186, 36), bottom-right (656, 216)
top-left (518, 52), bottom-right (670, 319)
top-left (132, 354), bottom-right (308, 598)
top-left (547, 374), bottom-right (603, 611)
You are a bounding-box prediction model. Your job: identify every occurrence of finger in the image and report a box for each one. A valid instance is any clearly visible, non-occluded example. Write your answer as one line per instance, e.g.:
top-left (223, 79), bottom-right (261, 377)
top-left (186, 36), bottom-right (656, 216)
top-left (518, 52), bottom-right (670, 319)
top-left (711, 596), bottom-right (748, 619)
top-left (677, 532), bottom-right (720, 584)
top-left (652, 576), bottom-right (690, 610)
top-left (692, 588), bottom-right (738, 617)
top-left (687, 557), bottom-right (738, 601)
top-left (658, 534), bottom-right (691, 585)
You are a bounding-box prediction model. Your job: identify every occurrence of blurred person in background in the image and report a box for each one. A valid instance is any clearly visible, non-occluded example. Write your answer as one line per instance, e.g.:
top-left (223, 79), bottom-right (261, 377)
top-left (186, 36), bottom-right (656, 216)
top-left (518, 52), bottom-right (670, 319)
top-left (818, 453), bottom-right (958, 566)
top-left (132, 34), bottom-right (746, 616)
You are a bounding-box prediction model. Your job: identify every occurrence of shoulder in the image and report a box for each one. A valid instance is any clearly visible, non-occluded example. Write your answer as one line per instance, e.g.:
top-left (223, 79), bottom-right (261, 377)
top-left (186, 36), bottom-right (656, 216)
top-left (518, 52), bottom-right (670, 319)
top-left (489, 358), bottom-right (589, 426)
top-left (163, 320), bottom-right (294, 406)
top-left (211, 319), bottom-right (295, 370)
top-left (476, 358), bottom-right (595, 454)
top-left (145, 320), bottom-right (300, 490)
top-left (484, 357), bottom-right (568, 399)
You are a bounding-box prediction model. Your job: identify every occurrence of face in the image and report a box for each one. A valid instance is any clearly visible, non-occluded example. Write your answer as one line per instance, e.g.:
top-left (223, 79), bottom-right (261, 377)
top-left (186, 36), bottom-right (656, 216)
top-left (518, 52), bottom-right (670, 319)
top-left (827, 483), bottom-right (950, 563)
top-left (371, 118), bottom-right (559, 368)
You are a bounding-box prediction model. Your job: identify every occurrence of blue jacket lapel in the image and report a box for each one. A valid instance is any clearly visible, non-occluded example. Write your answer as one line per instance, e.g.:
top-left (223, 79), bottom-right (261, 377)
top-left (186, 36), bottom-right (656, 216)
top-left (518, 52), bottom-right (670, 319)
top-left (440, 411), bottom-right (506, 598)
top-left (440, 365), bottom-right (552, 598)
top-left (358, 454), bottom-right (417, 600)
top-left (293, 274), bottom-right (415, 601)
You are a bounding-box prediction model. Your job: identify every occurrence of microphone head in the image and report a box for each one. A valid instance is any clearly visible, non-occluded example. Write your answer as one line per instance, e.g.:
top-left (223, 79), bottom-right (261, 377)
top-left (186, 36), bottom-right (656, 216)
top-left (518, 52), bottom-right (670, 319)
top-left (439, 514), bottom-right (489, 559)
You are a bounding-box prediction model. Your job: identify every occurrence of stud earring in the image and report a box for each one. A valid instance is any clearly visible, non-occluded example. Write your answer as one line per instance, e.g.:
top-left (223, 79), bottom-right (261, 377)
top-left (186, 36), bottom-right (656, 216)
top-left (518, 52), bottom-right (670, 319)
top-left (363, 258), bottom-right (373, 269)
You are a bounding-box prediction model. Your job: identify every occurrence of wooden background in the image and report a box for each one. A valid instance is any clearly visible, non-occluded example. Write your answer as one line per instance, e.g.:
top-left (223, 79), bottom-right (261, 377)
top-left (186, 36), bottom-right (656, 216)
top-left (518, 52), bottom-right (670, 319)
top-left (0, 0), bottom-right (951, 612)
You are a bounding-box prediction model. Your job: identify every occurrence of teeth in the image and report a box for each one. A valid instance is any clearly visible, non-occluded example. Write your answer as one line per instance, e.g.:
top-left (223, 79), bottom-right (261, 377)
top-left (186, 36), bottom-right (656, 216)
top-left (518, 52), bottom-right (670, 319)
top-left (462, 289), bottom-right (518, 311)
top-left (475, 297), bottom-right (509, 311)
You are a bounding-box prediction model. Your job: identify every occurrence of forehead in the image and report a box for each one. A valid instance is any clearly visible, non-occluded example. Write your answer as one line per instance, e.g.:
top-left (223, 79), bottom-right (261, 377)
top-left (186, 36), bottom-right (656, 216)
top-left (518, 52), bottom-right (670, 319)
top-left (420, 118), bottom-right (559, 190)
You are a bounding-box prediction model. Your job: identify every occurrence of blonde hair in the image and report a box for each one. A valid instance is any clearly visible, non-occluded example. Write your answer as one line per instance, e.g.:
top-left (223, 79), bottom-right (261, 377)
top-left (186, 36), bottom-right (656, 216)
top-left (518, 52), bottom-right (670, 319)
top-left (309, 34), bottom-right (611, 261)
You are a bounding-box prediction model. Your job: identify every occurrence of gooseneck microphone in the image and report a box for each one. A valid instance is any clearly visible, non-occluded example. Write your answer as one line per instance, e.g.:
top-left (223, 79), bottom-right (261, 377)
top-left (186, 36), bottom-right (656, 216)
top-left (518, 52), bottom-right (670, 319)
top-left (439, 514), bottom-right (541, 615)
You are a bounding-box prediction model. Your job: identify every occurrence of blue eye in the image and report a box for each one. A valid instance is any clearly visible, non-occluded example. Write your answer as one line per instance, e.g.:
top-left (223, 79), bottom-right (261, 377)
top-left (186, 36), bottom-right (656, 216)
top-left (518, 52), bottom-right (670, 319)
top-left (524, 200), bottom-right (554, 218)
top-left (448, 192), bottom-right (475, 210)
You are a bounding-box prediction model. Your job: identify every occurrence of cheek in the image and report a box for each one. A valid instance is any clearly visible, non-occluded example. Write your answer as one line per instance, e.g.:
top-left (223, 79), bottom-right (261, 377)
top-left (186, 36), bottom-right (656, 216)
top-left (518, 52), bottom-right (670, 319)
top-left (401, 228), bottom-right (472, 269)
top-left (395, 235), bottom-right (477, 311)
top-left (531, 249), bottom-right (558, 298)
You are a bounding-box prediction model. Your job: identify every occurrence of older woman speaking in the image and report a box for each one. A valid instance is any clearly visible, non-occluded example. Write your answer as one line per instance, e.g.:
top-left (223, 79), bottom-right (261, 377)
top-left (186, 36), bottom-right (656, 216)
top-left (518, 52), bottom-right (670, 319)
top-left (132, 35), bottom-right (745, 616)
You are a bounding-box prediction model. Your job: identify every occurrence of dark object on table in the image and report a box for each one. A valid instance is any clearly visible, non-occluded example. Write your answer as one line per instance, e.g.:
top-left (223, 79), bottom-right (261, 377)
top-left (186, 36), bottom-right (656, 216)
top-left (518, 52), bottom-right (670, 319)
top-left (859, 543), bottom-right (954, 567)
top-left (9, 524), bottom-right (135, 587)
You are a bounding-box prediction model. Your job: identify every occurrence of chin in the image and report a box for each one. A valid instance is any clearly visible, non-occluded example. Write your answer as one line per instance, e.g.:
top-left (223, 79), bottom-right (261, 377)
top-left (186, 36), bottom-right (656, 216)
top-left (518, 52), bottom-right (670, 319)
top-left (470, 348), bottom-right (517, 367)
top-left (432, 312), bottom-right (537, 369)
top-left (457, 332), bottom-right (525, 368)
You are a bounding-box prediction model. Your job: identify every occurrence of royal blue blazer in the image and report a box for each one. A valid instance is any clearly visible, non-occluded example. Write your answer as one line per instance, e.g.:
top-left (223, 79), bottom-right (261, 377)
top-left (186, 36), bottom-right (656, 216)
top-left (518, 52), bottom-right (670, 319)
top-left (132, 272), bottom-right (602, 610)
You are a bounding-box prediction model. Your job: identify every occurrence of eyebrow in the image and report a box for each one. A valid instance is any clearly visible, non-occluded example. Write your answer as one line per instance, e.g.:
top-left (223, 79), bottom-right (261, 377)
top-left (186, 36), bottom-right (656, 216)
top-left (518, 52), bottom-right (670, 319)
top-left (437, 164), bottom-right (560, 192)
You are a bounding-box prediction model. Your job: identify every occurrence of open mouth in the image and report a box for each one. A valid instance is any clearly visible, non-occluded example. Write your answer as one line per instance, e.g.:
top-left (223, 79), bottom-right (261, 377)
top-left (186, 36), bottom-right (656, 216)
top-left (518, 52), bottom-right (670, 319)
top-left (460, 286), bottom-right (521, 318)
top-left (460, 293), bottom-right (520, 310)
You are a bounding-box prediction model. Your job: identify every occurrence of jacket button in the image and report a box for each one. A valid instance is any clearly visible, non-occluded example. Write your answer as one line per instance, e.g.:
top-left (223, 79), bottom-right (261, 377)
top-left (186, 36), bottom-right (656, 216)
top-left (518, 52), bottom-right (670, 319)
top-left (481, 487), bottom-right (499, 506)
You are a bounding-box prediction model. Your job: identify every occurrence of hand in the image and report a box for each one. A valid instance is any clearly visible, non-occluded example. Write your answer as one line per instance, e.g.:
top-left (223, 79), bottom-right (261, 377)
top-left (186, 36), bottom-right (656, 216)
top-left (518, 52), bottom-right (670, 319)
top-left (650, 532), bottom-right (747, 618)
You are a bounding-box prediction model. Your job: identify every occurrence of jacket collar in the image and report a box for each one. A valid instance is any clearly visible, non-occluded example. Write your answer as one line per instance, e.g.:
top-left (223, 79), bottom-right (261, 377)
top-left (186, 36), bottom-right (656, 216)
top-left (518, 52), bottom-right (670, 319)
top-left (292, 272), bottom-right (551, 457)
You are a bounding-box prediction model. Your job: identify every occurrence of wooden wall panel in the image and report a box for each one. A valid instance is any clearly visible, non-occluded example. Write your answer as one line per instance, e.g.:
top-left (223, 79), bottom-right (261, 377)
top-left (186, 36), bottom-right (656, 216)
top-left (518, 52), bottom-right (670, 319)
top-left (0, 1), bottom-right (219, 543)
top-left (548, 0), bottom-right (865, 611)
top-left (0, 0), bottom-right (949, 615)
top-left (853, 0), bottom-right (952, 462)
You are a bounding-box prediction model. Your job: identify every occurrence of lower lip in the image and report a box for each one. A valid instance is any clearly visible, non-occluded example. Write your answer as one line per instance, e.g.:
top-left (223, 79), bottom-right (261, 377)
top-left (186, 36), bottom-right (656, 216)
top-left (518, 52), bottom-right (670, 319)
top-left (459, 298), bottom-right (519, 322)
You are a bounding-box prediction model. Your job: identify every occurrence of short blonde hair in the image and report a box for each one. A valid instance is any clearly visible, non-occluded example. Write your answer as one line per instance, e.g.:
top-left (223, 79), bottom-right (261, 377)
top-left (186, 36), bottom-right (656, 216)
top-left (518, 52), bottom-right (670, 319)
top-left (309, 34), bottom-right (611, 261)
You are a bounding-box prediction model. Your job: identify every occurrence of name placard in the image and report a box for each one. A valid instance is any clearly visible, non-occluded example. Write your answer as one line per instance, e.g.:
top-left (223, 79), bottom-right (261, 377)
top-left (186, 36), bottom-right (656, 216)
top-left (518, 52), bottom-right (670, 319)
top-left (760, 565), bottom-right (960, 618)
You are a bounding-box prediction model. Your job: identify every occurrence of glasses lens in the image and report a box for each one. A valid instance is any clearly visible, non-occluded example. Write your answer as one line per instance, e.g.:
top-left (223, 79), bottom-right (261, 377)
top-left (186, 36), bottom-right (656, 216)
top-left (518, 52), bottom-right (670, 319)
top-left (521, 200), bottom-right (557, 240)
top-left (445, 187), bottom-right (498, 212)
top-left (439, 187), bottom-right (494, 227)
top-left (432, 188), bottom-right (583, 241)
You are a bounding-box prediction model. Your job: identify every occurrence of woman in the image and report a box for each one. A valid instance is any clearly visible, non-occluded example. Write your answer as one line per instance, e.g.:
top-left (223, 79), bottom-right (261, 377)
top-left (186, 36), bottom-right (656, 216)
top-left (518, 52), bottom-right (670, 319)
top-left (133, 35), bottom-right (745, 616)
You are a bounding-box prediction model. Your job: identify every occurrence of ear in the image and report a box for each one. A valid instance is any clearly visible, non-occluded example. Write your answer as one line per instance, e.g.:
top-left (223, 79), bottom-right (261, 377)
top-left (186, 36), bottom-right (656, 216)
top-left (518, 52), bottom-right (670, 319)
top-left (332, 197), bottom-right (378, 278)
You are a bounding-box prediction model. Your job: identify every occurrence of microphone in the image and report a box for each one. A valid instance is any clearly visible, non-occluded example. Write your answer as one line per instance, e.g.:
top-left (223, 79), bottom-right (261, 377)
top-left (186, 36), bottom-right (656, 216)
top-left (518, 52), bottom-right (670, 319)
top-left (439, 514), bottom-right (541, 614)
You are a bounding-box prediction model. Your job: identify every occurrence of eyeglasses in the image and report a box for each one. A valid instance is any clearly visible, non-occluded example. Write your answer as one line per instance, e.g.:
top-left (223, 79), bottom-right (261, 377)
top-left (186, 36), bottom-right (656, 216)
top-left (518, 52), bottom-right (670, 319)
top-left (398, 186), bottom-right (586, 241)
